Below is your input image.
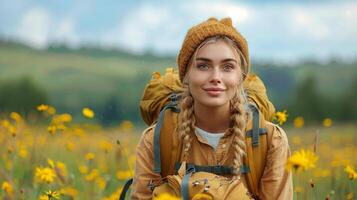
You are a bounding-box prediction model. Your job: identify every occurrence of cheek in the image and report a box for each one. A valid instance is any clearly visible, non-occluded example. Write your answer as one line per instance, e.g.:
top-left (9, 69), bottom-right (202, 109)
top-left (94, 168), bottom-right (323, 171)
top-left (225, 74), bottom-right (241, 88)
top-left (187, 71), bottom-right (206, 85)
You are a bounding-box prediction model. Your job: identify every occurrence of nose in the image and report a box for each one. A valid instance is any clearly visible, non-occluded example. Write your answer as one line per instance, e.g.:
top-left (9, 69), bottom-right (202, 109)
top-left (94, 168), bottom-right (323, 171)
top-left (209, 67), bottom-right (222, 84)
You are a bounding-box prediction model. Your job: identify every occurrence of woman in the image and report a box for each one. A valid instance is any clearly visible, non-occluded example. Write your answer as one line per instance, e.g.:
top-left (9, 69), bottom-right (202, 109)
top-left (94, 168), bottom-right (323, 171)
top-left (131, 17), bottom-right (292, 200)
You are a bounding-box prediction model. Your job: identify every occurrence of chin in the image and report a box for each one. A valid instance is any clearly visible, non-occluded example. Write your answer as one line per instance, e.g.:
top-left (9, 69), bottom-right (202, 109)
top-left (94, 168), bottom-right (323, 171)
top-left (199, 99), bottom-right (229, 108)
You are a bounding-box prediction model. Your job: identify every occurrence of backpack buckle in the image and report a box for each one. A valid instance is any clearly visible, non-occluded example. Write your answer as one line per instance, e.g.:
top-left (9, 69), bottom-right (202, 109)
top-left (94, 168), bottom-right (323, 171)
top-left (186, 163), bottom-right (196, 174)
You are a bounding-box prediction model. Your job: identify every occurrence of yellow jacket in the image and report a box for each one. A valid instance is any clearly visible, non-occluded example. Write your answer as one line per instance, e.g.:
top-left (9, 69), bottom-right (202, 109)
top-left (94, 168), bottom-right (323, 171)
top-left (131, 121), bottom-right (293, 200)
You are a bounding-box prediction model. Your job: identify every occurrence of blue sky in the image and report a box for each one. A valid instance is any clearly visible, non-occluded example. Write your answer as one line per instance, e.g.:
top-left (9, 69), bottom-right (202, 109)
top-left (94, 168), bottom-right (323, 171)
top-left (1, 0), bottom-right (356, 62)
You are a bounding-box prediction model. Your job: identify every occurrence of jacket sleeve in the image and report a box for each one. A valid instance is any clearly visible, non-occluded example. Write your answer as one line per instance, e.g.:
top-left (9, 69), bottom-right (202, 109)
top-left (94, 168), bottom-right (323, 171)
top-left (259, 122), bottom-right (293, 200)
top-left (131, 126), bottom-right (162, 200)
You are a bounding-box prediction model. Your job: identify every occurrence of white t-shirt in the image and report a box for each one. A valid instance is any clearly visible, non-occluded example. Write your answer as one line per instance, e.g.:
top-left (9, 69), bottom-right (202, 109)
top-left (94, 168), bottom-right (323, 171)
top-left (195, 126), bottom-right (225, 150)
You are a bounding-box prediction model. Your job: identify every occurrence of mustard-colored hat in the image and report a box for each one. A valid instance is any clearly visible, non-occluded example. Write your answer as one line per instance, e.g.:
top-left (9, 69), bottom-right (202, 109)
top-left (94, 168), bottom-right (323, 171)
top-left (177, 17), bottom-right (250, 82)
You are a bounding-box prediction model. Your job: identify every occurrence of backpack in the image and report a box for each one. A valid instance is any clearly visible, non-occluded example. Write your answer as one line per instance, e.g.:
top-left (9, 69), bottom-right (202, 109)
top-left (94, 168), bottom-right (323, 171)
top-left (119, 68), bottom-right (275, 200)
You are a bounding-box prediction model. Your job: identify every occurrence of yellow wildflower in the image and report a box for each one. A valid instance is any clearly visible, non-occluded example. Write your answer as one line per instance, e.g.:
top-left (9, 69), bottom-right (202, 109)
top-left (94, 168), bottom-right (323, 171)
top-left (323, 118), bottom-right (332, 127)
top-left (10, 112), bottom-right (23, 122)
top-left (47, 159), bottom-right (55, 168)
top-left (286, 149), bottom-right (318, 172)
top-left (8, 125), bottom-right (17, 137)
top-left (39, 195), bottom-right (49, 200)
top-left (44, 190), bottom-right (61, 199)
top-left (37, 104), bottom-right (49, 112)
top-left (82, 107), bottom-right (95, 119)
top-left (35, 167), bottom-right (57, 184)
top-left (116, 170), bottom-right (132, 180)
top-left (102, 186), bottom-right (123, 200)
top-left (47, 106), bottom-right (56, 115)
top-left (1, 119), bottom-right (11, 128)
top-left (2, 181), bottom-right (13, 194)
top-left (344, 165), bottom-right (357, 180)
top-left (294, 186), bottom-right (303, 193)
top-left (18, 147), bottom-right (28, 158)
top-left (56, 161), bottom-right (68, 177)
top-left (273, 110), bottom-right (288, 125)
top-left (293, 117), bottom-right (304, 128)
top-left (56, 124), bottom-right (67, 131)
top-left (47, 125), bottom-right (57, 134)
top-left (59, 187), bottom-right (78, 197)
top-left (119, 120), bottom-right (134, 132)
top-left (52, 114), bottom-right (72, 124)
top-left (153, 193), bottom-right (180, 200)
top-left (192, 193), bottom-right (214, 200)
top-left (85, 152), bottom-right (95, 161)
top-left (85, 169), bottom-right (99, 182)
top-left (100, 140), bottom-right (113, 153)
top-left (79, 165), bottom-right (89, 174)
top-left (96, 176), bottom-right (107, 190)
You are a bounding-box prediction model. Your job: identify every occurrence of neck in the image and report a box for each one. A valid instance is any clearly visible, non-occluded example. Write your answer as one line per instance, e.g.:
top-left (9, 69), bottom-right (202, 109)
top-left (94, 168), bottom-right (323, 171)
top-left (194, 103), bottom-right (231, 133)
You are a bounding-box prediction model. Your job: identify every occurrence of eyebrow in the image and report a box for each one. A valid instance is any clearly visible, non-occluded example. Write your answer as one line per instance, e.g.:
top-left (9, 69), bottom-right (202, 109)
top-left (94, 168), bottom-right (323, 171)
top-left (196, 57), bottom-right (238, 63)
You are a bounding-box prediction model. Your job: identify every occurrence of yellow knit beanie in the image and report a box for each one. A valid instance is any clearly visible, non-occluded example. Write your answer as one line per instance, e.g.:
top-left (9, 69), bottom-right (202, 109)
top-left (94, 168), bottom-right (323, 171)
top-left (177, 17), bottom-right (250, 82)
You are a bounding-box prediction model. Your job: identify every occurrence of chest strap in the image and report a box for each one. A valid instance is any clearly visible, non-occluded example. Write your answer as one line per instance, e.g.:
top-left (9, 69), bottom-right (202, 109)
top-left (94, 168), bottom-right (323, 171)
top-left (246, 128), bottom-right (267, 138)
top-left (174, 162), bottom-right (250, 175)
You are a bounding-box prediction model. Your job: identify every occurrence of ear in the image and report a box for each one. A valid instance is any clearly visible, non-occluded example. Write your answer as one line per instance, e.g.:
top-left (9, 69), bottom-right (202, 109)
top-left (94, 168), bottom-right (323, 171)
top-left (220, 17), bottom-right (233, 27)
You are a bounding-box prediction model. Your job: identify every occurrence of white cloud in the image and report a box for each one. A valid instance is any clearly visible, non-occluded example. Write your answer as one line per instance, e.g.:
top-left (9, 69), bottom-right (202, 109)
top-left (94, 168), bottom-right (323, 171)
top-left (53, 18), bottom-right (80, 48)
top-left (7, 1), bottom-right (357, 61)
top-left (14, 6), bottom-right (81, 49)
top-left (188, 2), bottom-right (253, 25)
top-left (101, 3), bottom-right (173, 54)
top-left (16, 7), bottom-right (51, 49)
top-left (100, 1), bottom-right (254, 54)
top-left (233, 2), bottom-right (357, 61)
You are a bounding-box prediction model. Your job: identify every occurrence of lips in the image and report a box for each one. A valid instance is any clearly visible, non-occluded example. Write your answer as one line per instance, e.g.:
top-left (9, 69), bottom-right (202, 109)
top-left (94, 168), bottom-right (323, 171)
top-left (203, 87), bottom-right (225, 96)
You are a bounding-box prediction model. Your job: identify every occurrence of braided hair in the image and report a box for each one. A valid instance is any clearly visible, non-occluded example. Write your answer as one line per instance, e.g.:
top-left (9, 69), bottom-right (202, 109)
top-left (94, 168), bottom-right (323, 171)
top-left (178, 35), bottom-right (249, 177)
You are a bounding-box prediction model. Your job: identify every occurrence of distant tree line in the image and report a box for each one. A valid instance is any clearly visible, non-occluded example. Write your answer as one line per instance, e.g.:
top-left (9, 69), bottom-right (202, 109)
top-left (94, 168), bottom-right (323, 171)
top-left (0, 77), bottom-right (142, 126)
top-left (1, 74), bottom-right (357, 125)
top-left (287, 75), bottom-right (357, 123)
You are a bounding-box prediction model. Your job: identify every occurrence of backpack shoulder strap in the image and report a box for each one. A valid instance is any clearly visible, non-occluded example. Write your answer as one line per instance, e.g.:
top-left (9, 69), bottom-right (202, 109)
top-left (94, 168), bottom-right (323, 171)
top-left (153, 93), bottom-right (182, 177)
top-left (244, 104), bottom-right (269, 198)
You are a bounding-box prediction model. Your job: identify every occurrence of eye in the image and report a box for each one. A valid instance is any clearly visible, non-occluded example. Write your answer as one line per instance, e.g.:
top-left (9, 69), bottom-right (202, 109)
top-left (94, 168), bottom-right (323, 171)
top-left (196, 63), bottom-right (210, 70)
top-left (222, 63), bottom-right (235, 71)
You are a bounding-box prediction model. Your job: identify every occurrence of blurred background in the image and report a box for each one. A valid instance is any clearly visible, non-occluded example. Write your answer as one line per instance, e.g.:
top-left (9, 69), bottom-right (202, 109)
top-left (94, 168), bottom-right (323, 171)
top-left (1, 1), bottom-right (357, 199)
top-left (0, 0), bottom-right (357, 125)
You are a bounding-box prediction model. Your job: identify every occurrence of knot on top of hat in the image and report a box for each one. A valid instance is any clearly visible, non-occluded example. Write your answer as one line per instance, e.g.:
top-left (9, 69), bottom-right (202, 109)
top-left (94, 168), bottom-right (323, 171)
top-left (220, 17), bottom-right (233, 27)
top-left (207, 17), bottom-right (218, 22)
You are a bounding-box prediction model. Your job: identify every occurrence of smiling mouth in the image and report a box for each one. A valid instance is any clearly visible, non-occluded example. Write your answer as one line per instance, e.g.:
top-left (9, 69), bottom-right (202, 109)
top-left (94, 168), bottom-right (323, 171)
top-left (204, 88), bottom-right (225, 96)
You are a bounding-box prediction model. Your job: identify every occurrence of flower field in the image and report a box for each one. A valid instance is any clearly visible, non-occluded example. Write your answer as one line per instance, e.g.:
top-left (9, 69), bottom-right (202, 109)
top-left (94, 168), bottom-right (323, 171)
top-left (0, 107), bottom-right (356, 200)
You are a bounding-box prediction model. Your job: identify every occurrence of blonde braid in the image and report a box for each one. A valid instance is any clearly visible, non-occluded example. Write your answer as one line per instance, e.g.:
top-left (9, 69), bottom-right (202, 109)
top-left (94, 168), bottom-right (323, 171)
top-left (178, 89), bottom-right (195, 161)
top-left (178, 35), bottom-right (249, 169)
top-left (230, 86), bottom-right (249, 177)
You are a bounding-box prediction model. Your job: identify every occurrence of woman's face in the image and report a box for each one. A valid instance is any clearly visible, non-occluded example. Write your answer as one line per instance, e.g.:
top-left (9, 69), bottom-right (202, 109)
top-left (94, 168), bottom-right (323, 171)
top-left (186, 40), bottom-right (242, 110)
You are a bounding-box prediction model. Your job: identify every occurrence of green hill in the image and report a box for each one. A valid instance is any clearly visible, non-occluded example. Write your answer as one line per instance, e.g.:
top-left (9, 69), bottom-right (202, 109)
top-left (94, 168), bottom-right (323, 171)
top-left (1, 40), bottom-right (356, 124)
